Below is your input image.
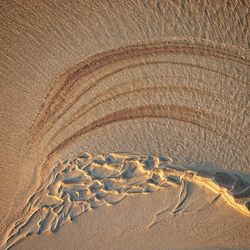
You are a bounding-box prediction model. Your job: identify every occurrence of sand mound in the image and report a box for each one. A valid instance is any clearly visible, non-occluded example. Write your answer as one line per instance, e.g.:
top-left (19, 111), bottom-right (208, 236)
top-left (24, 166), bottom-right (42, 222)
top-left (3, 152), bottom-right (249, 249)
top-left (1, 1), bottom-right (249, 249)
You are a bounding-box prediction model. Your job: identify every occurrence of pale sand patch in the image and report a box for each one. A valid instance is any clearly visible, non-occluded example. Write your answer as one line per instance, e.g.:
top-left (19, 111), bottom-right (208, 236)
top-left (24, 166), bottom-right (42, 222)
top-left (2, 152), bottom-right (249, 249)
top-left (13, 186), bottom-right (250, 250)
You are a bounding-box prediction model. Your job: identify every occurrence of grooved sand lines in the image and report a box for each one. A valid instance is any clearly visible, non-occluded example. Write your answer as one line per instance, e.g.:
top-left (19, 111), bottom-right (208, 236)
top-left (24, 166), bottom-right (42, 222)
top-left (9, 40), bottom-right (248, 248)
top-left (22, 40), bottom-right (249, 182)
top-left (49, 81), bottom-right (243, 144)
top-left (3, 152), bottom-right (250, 250)
top-left (35, 59), bottom-right (247, 140)
top-left (47, 104), bottom-right (240, 161)
top-left (29, 40), bottom-right (249, 143)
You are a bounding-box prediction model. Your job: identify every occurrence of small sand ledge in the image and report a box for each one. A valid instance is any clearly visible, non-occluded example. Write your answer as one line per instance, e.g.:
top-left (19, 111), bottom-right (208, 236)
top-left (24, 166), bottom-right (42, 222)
top-left (2, 152), bottom-right (250, 249)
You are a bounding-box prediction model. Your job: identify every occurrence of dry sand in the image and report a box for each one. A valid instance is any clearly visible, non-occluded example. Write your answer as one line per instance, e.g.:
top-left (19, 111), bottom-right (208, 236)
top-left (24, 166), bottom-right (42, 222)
top-left (0, 0), bottom-right (249, 249)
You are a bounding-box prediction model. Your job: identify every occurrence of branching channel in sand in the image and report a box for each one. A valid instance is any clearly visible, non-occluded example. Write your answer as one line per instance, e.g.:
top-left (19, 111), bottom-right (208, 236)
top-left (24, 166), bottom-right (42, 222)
top-left (2, 152), bottom-right (250, 249)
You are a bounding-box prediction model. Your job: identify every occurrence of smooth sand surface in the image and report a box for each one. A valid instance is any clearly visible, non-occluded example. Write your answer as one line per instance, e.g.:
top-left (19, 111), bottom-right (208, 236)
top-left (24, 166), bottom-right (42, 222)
top-left (0, 0), bottom-right (249, 249)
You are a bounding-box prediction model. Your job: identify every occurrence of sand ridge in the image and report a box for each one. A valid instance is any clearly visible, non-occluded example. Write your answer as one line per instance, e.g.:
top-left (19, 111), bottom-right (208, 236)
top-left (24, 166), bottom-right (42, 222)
top-left (1, 39), bottom-right (249, 249)
top-left (27, 40), bottom-right (249, 167)
top-left (1, 1), bottom-right (250, 249)
top-left (2, 152), bottom-right (250, 249)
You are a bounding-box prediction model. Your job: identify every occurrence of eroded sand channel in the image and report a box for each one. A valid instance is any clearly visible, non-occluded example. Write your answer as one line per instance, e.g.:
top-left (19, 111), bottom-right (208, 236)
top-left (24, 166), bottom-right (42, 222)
top-left (3, 152), bottom-right (250, 249)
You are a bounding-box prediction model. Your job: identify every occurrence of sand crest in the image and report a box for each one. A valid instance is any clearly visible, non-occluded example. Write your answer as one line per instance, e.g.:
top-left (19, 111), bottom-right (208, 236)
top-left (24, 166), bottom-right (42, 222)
top-left (3, 152), bottom-right (249, 249)
top-left (1, 1), bottom-right (249, 249)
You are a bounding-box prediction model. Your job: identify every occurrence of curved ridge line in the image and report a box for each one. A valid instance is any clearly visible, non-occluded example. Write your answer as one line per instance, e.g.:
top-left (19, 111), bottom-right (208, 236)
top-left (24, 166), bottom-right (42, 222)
top-left (48, 84), bottom-right (242, 145)
top-left (33, 59), bottom-right (249, 138)
top-left (45, 105), bottom-right (233, 171)
top-left (29, 59), bottom-right (248, 142)
top-left (47, 41), bottom-right (249, 111)
top-left (2, 152), bottom-right (250, 250)
top-left (30, 39), bottom-right (249, 139)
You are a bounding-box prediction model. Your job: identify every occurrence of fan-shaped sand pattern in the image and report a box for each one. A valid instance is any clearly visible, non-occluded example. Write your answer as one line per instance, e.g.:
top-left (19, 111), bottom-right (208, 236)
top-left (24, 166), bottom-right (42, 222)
top-left (30, 41), bottom-right (249, 142)
top-left (24, 41), bottom-right (249, 178)
top-left (3, 39), bottom-right (249, 249)
top-left (1, 1), bottom-right (250, 249)
top-left (2, 152), bottom-right (250, 249)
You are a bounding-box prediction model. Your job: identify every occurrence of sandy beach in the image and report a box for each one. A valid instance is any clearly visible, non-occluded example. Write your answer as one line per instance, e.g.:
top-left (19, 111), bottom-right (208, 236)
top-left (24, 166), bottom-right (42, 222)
top-left (0, 1), bottom-right (249, 249)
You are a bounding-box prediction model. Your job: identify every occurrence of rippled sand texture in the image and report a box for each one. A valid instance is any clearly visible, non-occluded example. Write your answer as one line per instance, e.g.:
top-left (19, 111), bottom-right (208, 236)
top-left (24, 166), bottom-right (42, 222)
top-left (3, 152), bottom-right (250, 249)
top-left (24, 40), bottom-right (250, 189)
top-left (0, 1), bottom-right (250, 249)
top-left (29, 40), bottom-right (249, 173)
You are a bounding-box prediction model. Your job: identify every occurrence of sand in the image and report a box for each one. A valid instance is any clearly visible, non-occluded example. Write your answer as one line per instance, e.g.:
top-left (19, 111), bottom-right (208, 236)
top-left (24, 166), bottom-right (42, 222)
top-left (3, 152), bottom-right (250, 249)
top-left (0, 0), bottom-right (249, 249)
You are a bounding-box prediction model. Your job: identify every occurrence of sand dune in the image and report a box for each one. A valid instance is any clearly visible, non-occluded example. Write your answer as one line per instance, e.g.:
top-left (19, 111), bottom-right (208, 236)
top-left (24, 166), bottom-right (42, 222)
top-left (0, 0), bottom-right (249, 249)
top-left (2, 152), bottom-right (250, 249)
